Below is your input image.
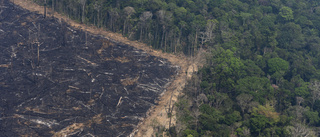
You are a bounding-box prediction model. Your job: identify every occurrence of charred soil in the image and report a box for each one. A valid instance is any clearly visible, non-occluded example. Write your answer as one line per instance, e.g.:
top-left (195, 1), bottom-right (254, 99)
top-left (0, 1), bottom-right (179, 136)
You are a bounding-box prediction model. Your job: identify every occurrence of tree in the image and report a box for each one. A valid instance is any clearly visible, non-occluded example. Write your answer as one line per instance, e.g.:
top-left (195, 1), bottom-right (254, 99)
top-left (187, 134), bottom-right (194, 137)
top-left (294, 84), bottom-right (309, 98)
top-left (224, 111), bottom-right (241, 125)
top-left (250, 115), bottom-right (269, 134)
top-left (285, 123), bottom-right (316, 137)
top-left (250, 105), bottom-right (280, 135)
top-left (267, 57), bottom-right (289, 74)
top-left (236, 126), bottom-right (251, 137)
top-left (210, 48), bottom-right (245, 92)
top-left (94, 1), bottom-right (102, 27)
top-left (123, 6), bottom-right (135, 35)
top-left (183, 129), bottom-right (198, 137)
top-left (191, 15), bottom-right (205, 55)
top-left (303, 110), bottom-right (319, 125)
top-left (286, 105), bottom-right (307, 121)
top-left (279, 6), bottom-right (293, 21)
top-left (243, 60), bottom-right (265, 77)
top-left (207, 92), bottom-right (228, 109)
top-left (156, 10), bottom-right (172, 51)
top-left (267, 57), bottom-right (289, 85)
top-left (108, 8), bottom-right (119, 32)
top-left (177, 21), bottom-right (187, 53)
top-left (80, 0), bottom-right (86, 23)
top-left (43, 0), bottom-right (47, 18)
top-left (51, 0), bottom-right (54, 17)
top-left (236, 94), bottom-right (253, 114)
top-left (309, 80), bottom-right (320, 110)
top-left (174, 7), bottom-right (187, 19)
top-left (296, 97), bottom-right (304, 106)
top-left (199, 104), bottom-right (224, 131)
top-left (236, 76), bottom-right (273, 103)
top-left (139, 11), bottom-right (152, 41)
top-left (240, 12), bottom-right (252, 25)
top-left (277, 22), bottom-right (305, 49)
top-left (199, 19), bottom-right (218, 45)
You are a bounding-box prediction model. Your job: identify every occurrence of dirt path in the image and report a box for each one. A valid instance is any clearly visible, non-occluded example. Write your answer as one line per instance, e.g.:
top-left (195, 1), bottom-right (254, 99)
top-left (10, 0), bottom-right (206, 136)
top-left (131, 50), bottom-right (205, 137)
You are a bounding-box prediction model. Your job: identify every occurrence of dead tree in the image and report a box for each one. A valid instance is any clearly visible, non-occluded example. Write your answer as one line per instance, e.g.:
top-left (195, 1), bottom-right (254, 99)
top-left (167, 90), bottom-right (175, 130)
top-left (309, 80), bottom-right (320, 110)
top-left (37, 41), bottom-right (42, 66)
top-left (35, 24), bottom-right (42, 66)
top-left (286, 123), bottom-right (316, 137)
top-left (199, 19), bottom-right (218, 46)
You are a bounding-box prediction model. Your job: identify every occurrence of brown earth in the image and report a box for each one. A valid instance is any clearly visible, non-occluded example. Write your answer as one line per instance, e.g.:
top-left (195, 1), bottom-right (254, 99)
top-left (9, 0), bottom-right (206, 136)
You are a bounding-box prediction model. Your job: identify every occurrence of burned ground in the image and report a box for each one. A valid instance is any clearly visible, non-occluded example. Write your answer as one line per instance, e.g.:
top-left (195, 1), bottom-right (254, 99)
top-left (0, 1), bottom-right (177, 136)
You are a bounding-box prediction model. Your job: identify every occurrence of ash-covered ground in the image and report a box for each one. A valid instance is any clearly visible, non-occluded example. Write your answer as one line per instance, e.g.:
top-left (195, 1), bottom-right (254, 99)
top-left (0, 1), bottom-right (178, 136)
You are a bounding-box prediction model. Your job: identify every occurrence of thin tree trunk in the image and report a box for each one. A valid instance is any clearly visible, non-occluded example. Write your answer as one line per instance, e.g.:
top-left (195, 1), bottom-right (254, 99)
top-left (194, 30), bottom-right (198, 56)
top-left (44, 0), bottom-right (47, 18)
top-left (52, 0), bottom-right (54, 17)
top-left (79, 6), bottom-right (81, 21)
top-left (123, 19), bottom-right (126, 35)
top-left (172, 31), bottom-right (175, 53)
top-left (161, 26), bottom-right (165, 49)
top-left (81, 1), bottom-right (85, 23)
top-left (98, 10), bottom-right (100, 28)
top-left (312, 100), bottom-right (315, 111)
top-left (145, 26), bottom-right (149, 43)
top-left (176, 29), bottom-right (182, 53)
top-left (140, 24), bottom-right (143, 41)
top-left (105, 18), bottom-right (107, 28)
top-left (110, 16), bottom-right (113, 31)
top-left (190, 35), bottom-right (194, 56)
top-left (128, 22), bottom-right (131, 37)
top-left (164, 31), bottom-right (167, 52)
top-left (85, 30), bottom-right (87, 47)
top-left (154, 24), bottom-right (159, 48)
top-left (175, 39), bottom-right (177, 53)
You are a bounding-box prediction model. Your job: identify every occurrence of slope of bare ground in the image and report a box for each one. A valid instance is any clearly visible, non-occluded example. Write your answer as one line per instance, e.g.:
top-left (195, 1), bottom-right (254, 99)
top-left (9, 0), bottom-right (206, 136)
